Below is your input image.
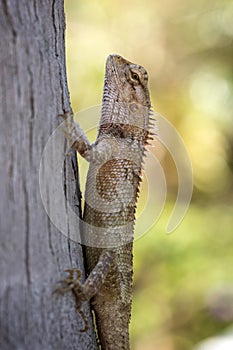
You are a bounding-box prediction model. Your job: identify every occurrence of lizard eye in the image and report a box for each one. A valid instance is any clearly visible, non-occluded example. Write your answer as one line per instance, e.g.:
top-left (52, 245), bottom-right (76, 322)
top-left (131, 72), bottom-right (140, 82)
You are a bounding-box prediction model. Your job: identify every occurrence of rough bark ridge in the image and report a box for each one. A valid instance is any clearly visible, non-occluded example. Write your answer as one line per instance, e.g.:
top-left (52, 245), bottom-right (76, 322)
top-left (0, 1), bottom-right (97, 349)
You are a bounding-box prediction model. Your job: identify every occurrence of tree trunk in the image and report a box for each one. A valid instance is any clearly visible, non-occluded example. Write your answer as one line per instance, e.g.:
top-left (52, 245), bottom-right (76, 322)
top-left (0, 1), bottom-right (97, 349)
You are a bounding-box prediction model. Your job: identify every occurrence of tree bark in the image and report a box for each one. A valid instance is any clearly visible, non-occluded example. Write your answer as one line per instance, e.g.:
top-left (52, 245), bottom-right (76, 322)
top-left (0, 1), bottom-right (97, 349)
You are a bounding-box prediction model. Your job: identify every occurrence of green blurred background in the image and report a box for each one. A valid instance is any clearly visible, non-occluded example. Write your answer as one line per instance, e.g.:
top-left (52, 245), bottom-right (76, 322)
top-left (64, 1), bottom-right (233, 349)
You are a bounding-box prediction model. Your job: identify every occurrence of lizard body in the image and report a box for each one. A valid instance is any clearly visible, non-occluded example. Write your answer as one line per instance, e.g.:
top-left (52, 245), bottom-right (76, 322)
top-left (59, 54), bottom-right (154, 349)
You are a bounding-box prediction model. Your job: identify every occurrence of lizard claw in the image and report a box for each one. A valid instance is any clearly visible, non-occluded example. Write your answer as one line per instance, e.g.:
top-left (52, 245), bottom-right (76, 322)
top-left (78, 309), bottom-right (90, 332)
top-left (53, 268), bottom-right (82, 294)
top-left (64, 268), bottom-right (82, 280)
top-left (64, 150), bottom-right (74, 157)
top-left (57, 110), bottom-right (73, 120)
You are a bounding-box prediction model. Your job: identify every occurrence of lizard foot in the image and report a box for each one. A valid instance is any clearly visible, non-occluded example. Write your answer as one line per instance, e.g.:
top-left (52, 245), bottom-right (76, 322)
top-left (55, 268), bottom-right (90, 332)
top-left (57, 110), bottom-right (74, 120)
top-left (57, 110), bottom-right (87, 149)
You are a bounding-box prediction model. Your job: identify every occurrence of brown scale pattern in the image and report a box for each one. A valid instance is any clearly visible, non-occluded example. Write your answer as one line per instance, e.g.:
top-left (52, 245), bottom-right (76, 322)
top-left (82, 55), bottom-right (154, 349)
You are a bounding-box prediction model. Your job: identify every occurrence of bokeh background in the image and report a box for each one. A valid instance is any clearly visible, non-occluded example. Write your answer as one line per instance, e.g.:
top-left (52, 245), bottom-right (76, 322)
top-left (65, 1), bottom-right (233, 349)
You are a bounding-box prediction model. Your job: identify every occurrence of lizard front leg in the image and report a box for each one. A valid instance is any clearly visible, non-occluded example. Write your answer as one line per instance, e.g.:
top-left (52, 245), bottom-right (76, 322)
top-left (58, 111), bottom-right (112, 164)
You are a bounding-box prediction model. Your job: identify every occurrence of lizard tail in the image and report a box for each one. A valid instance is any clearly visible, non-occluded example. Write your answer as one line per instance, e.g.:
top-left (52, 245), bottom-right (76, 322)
top-left (93, 297), bottom-right (131, 350)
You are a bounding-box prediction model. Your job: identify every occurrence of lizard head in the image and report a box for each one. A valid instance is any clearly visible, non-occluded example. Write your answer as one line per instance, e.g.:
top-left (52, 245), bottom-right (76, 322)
top-left (100, 54), bottom-right (154, 139)
top-left (105, 54), bottom-right (151, 109)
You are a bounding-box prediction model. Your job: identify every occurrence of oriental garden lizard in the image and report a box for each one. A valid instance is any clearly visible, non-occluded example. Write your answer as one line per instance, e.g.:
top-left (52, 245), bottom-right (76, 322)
top-left (57, 54), bottom-right (154, 350)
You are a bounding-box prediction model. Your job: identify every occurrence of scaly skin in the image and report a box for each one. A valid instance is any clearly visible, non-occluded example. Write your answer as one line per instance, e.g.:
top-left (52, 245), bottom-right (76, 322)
top-left (58, 55), bottom-right (154, 349)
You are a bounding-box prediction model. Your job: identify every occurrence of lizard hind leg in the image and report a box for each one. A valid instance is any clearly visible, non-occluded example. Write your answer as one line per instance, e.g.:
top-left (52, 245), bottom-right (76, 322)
top-left (55, 250), bottom-right (114, 332)
top-left (55, 268), bottom-right (90, 331)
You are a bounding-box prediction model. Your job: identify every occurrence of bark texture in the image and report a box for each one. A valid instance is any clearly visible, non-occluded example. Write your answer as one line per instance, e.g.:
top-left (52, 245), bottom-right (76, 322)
top-left (0, 1), bottom-right (97, 349)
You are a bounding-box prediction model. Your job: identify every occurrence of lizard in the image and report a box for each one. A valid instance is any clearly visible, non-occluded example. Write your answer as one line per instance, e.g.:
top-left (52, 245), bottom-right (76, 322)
top-left (58, 54), bottom-right (154, 349)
